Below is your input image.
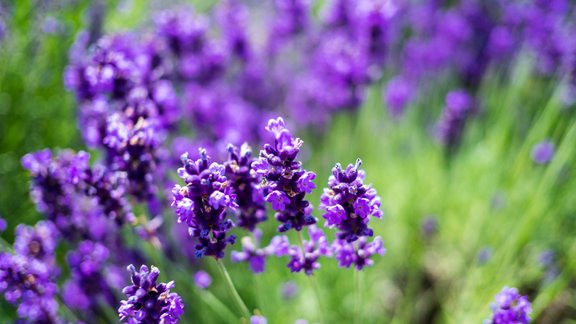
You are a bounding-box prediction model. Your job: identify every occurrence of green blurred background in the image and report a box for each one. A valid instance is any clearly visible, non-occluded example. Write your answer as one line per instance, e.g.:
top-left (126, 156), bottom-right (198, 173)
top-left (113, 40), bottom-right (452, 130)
top-left (1, 1), bottom-right (576, 323)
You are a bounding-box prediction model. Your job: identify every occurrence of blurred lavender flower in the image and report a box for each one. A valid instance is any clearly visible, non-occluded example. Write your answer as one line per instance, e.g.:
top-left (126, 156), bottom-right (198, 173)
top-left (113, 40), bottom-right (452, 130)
top-left (172, 148), bottom-right (238, 258)
top-left (320, 159), bottom-right (382, 242)
top-left (477, 247), bottom-right (494, 265)
top-left (119, 264), bottom-right (184, 323)
top-left (63, 241), bottom-right (118, 311)
top-left (225, 144), bottom-right (267, 231)
top-left (14, 221), bottom-right (58, 267)
top-left (436, 90), bottom-right (476, 150)
top-left (251, 315), bottom-right (268, 324)
top-left (253, 117), bottom-right (317, 232)
top-left (531, 141), bottom-right (555, 164)
top-left (194, 270), bottom-right (212, 290)
top-left (0, 216), bottom-right (7, 233)
top-left (231, 230), bottom-right (268, 273)
top-left (488, 287), bottom-right (531, 324)
top-left (421, 216), bottom-right (438, 238)
top-left (332, 236), bottom-right (385, 270)
top-left (0, 252), bottom-right (60, 323)
top-left (287, 226), bottom-right (332, 275)
top-left (281, 281), bottom-right (299, 299)
top-left (385, 77), bottom-right (413, 118)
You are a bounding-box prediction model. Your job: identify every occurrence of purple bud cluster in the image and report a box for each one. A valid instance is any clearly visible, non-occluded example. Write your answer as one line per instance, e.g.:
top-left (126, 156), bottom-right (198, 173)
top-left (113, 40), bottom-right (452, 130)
top-left (320, 159), bottom-right (382, 242)
top-left (119, 264), bottom-right (184, 323)
top-left (489, 287), bottom-right (532, 324)
top-left (287, 226), bottom-right (332, 275)
top-left (171, 149), bottom-right (238, 259)
top-left (225, 144), bottom-right (267, 231)
top-left (436, 90), bottom-right (476, 151)
top-left (253, 117), bottom-right (317, 232)
top-left (0, 221), bottom-right (60, 323)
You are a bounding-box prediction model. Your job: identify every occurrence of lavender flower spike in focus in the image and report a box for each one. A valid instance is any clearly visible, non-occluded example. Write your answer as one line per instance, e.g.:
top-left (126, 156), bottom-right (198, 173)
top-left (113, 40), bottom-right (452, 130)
top-left (253, 117), bottom-right (317, 232)
top-left (225, 143), bottom-right (267, 231)
top-left (172, 148), bottom-right (238, 259)
top-left (119, 264), bottom-right (184, 324)
top-left (488, 287), bottom-right (531, 324)
top-left (320, 159), bottom-right (382, 242)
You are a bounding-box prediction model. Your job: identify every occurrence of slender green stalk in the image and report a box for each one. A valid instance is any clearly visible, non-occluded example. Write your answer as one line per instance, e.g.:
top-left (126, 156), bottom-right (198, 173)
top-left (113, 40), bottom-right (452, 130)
top-left (198, 289), bottom-right (239, 323)
top-left (296, 231), bottom-right (327, 323)
top-left (215, 259), bottom-right (251, 319)
top-left (354, 269), bottom-right (362, 324)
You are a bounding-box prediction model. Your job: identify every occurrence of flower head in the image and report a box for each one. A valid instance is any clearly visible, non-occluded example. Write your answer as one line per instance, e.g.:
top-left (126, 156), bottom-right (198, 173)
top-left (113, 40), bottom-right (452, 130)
top-left (489, 287), bottom-right (531, 324)
top-left (172, 148), bottom-right (237, 259)
top-left (119, 265), bottom-right (184, 323)
top-left (531, 141), bottom-right (555, 164)
top-left (253, 117), bottom-right (317, 232)
top-left (320, 159), bottom-right (382, 242)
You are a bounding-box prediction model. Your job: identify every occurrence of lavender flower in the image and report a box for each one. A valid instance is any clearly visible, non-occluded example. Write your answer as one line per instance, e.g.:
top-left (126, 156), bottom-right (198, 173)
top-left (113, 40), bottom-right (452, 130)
top-left (231, 229), bottom-right (268, 273)
top-left (225, 144), bottom-right (267, 231)
top-left (253, 117), bottom-right (317, 232)
top-left (332, 236), bottom-right (385, 270)
top-left (531, 141), bottom-right (555, 164)
top-left (281, 281), bottom-right (299, 299)
top-left (436, 90), bottom-right (476, 150)
top-left (63, 241), bottom-right (118, 311)
top-left (488, 287), bottom-right (531, 324)
top-left (320, 159), bottom-right (382, 242)
top-left (0, 217), bottom-right (6, 233)
top-left (194, 271), bottom-right (212, 290)
top-left (14, 221), bottom-right (58, 266)
top-left (172, 148), bottom-right (238, 258)
top-left (251, 315), bottom-right (268, 324)
top-left (119, 264), bottom-right (184, 324)
top-left (0, 252), bottom-right (59, 323)
top-left (287, 226), bottom-right (332, 275)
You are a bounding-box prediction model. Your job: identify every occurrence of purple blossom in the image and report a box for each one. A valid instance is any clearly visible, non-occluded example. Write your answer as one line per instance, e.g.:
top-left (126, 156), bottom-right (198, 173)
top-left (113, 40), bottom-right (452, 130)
top-left (287, 226), bottom-right (332, 275)
top-left (63, 241), bottom-right (118, 311)
top-left (231, 230), bottom-right (267, 273)
top-left (320, 159), bottom-right (382, 242)
top-left (225, 144), bottom-right (267, 231)
top-left (332, 236), bottom-right (385, 270)
top-left (251, 315), bottom-right (268, 324)
top-left (119, 264), bottom-right (184, 323)
top-left (253, 117), bottom-right (317, 232)
top-left (0, 217), bottom-right (6, 232)
top-left (14, 221), bottom-right (58, 266)
top-left (281, 281), bottom-right (299, 299)
top-left (194, 271), bottom-right (212, 290)
top-left (436, 90), bottom-right (476, 151)
top-left (0, 252), bottom-right (59, 323)
top-left (171, 149), bottom-right (237, 259)
top-left (489, 287), bottom-right (531, 324)
top-left (531, 141), bottom-right (555, 164)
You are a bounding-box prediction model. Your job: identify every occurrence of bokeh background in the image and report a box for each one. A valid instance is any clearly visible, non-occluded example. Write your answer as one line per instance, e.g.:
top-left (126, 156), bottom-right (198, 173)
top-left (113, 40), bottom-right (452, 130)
top-left (1, 0), bottom-right (576, 323)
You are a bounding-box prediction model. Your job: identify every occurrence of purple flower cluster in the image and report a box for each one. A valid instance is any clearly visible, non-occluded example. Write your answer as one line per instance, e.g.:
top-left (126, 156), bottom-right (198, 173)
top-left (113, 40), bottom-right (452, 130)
top-left (171, 149), bottom-right (238, 259)
top-left (0, 221), bottom-right (60, 323)
top-left (62, 241), bottom-right (119, 312)
top-left (231, 229), bottom-right (268, 273)
top-left (22, 149), bottom-right (133, 240)
top-left (320, 159), bottom-right (382, 242)
top-left (253, 117), bottom-right (317, 232)
top-left (287, 226), bottom-right (332, 275)
top-left (119, 264), bottom-right (184, 323)
top-left (489, 287), bottom-right (532, 324)
top-left (436, 90), bottom-right (476, 151)
top-left (225, 144), bottom-right (267, 231)
top-left (332, 236), bottom-right (385, 270)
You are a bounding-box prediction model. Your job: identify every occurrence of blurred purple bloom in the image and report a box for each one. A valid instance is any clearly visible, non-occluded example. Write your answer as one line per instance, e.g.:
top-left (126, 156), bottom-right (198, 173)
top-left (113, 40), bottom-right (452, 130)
top-left (251, 315), bottom-right (268, 324)
top-left (287, 226), bottom-right (332, 275)
top-left (231, 230), bottom-right (268, 273)
top-left (194, 271), bottom-right (212, 290)
top-left (531, 141), bottom-right (555, 164)
top-left (489, 287), bottom-right (531, 324)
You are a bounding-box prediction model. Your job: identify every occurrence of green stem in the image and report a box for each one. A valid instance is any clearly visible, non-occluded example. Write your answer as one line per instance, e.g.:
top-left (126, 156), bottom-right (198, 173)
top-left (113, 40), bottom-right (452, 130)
top-left (296, 231), bottom-right (327, 323)
top-left (199, 289), bottom-right (239, 323)
top-left (354, 269), bottom-right (362, 324)
top-left (215, 259), bottom-right (251, 319)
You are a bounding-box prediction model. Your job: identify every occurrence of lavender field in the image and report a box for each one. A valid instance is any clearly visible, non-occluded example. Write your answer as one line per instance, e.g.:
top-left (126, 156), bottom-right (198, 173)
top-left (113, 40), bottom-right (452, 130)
top-left (1, 0), bottom-right (575, 323)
